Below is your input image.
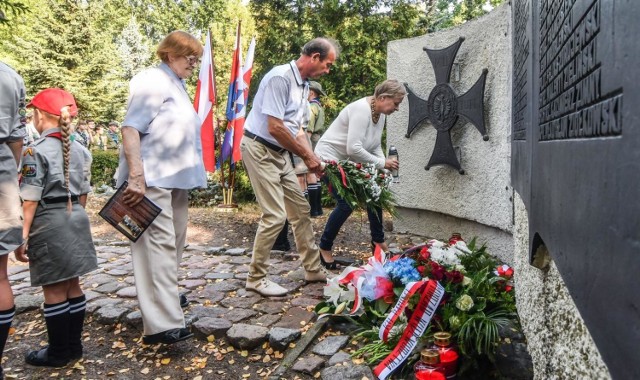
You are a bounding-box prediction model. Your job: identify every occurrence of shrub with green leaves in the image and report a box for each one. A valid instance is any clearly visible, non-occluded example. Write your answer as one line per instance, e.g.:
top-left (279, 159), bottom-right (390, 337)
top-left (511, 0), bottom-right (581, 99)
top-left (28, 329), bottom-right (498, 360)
top-left (90, 150), bottom-right (119, 187)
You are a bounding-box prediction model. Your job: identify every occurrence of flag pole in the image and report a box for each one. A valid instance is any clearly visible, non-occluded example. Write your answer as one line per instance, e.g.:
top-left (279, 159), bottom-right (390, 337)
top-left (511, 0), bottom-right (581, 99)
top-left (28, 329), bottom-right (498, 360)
top-left (227, 20), bottom-right (241, 205)
top-left (209, 28), bottom-right (228, 205)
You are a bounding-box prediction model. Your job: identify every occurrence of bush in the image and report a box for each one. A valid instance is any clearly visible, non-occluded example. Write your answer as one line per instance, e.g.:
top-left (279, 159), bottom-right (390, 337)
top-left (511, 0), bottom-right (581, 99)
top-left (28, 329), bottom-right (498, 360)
top-left (91, 150), bottom-right (119, 187)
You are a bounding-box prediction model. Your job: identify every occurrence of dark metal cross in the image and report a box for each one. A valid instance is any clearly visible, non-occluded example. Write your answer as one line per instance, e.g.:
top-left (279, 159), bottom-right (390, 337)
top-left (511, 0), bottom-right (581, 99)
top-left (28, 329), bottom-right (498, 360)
top-left (404, 37), bottom-right (488, 174)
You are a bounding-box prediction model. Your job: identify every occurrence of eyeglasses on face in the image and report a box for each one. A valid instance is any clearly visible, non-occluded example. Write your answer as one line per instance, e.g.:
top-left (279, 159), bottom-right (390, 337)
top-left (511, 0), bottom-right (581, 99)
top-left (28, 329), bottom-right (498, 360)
top-left (185, 55), bottom-right (201, 66)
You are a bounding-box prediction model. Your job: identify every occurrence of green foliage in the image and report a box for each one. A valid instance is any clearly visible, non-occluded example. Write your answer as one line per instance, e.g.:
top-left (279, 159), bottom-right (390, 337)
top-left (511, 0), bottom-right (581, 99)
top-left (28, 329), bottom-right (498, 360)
top-left (0, 0), bottom-right (28, 24)
top-left (323, 160), bottom-right (395, 216)
top-left (90, 150), bottom-right (119, 187)
top-left (324, 239), bottom-right (518, 375)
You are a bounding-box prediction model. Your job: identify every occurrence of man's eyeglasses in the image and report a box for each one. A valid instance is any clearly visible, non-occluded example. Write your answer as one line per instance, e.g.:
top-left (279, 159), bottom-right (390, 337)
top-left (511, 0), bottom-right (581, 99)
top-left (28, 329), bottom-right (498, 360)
top-left (185, 56), bottom-right (201, 66)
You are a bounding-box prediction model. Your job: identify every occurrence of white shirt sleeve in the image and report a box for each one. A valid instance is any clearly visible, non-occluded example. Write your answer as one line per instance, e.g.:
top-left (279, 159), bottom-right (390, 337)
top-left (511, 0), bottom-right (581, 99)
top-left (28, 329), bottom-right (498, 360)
top-left (260, 76), bottom-right (290, 120)
top-left (345, 105), bottom-right (386, 169)
top-left (122, 70), bottom-right (165, 134)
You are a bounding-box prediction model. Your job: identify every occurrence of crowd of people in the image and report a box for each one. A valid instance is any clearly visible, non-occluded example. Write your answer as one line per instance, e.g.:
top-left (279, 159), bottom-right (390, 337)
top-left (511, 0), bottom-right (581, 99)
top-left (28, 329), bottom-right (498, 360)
top-left (23, 114), bottom-right (123, 152)
top-left (0, 30), bottom-right (402, 376)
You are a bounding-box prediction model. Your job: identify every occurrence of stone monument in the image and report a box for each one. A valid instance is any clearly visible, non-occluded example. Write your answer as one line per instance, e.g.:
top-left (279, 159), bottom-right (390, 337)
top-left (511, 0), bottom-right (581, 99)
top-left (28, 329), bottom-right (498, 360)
top-left (387, 0), bottom-right (639, 377)
top-left (512, 0), bottom-right (639, 378)
top-left (387, 4), bottom-right (513, 264)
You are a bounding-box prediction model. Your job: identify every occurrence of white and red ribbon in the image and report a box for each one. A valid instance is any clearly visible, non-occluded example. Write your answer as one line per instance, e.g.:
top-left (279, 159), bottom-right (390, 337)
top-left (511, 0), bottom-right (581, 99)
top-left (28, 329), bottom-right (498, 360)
top-left (373, 280), bottom-right (445, 380)
top-left (378, 280), bottom-right (426, 342)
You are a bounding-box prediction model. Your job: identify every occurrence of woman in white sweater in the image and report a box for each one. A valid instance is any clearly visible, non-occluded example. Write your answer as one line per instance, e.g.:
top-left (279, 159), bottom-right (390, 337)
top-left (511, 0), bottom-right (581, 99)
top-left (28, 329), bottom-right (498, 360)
top-left (314, 80), bottom-right (405, 268)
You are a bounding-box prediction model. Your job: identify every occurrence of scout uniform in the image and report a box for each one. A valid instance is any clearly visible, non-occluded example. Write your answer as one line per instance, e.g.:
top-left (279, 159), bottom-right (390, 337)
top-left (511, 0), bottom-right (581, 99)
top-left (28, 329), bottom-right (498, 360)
top-left (0, 61), bottom-right (26, 380)
top-left (19, 89), bottom-right (97, 368)
top-left (20, 128), bottom-right (97, 287)
top-left (0, 62), bottom-right (26, 255)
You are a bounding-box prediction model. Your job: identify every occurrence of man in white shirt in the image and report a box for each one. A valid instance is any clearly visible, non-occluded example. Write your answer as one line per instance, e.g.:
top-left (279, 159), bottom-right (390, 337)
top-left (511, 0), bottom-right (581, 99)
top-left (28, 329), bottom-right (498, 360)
top-left (241, 37), bottom-right (340, 296)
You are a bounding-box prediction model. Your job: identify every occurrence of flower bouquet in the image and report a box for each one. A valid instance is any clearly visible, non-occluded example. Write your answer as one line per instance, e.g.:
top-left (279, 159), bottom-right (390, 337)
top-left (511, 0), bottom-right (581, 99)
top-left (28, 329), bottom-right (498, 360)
top-left (315, 235), bottom-right (517, 379)
top-left (322, 160), bottom-right (395, 216)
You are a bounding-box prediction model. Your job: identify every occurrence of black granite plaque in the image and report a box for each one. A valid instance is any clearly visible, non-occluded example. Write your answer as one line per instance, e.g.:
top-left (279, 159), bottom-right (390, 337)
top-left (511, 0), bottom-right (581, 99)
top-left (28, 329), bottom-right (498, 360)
top-left (512, 0), bottom-right (640, 378)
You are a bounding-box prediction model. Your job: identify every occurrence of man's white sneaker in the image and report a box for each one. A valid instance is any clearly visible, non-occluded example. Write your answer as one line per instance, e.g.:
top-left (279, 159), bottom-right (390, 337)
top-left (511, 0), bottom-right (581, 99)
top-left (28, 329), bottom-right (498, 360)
top-left (246, 278), bottom-right (288, 297)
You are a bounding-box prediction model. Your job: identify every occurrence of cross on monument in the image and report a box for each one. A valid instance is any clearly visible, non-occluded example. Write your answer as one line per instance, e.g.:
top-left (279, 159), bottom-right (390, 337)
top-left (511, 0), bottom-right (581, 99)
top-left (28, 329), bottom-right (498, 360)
top-left (404, 37), bottom-right (488, 174)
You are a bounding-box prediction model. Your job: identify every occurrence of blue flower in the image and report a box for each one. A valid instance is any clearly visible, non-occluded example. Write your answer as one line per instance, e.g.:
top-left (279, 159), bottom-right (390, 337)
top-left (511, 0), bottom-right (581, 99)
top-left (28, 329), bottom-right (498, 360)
top-left (384, 258), bottom-right (422, 285)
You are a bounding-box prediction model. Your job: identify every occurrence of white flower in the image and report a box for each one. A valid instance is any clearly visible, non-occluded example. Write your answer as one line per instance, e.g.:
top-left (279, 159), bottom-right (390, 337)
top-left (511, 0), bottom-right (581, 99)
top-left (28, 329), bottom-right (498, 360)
top-left (462, 276), bottom-right (473, 287)
top-left (453, 240), bottom-right (472, 254)
top-left (324, 277), bottom-right (344, 306)
top-left (449, 315), bottom-right (462, 329)
top-left (454, 264), bottom-right (466, 273)
top-left (429, 239), bottom-right (446, 248)
top-left (324, 277), bottom-right (356, 308)
top-left (456, 294), bottom-right (474, 311)
top-left (340, 283), bottom-right (356, 304)
top-left (430, 245), bottom-right (461, 266)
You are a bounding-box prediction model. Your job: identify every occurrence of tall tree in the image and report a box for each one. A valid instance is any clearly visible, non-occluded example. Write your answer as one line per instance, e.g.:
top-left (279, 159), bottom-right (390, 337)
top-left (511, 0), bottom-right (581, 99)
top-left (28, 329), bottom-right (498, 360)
top-left (0, 0), bottom-right (27, 24)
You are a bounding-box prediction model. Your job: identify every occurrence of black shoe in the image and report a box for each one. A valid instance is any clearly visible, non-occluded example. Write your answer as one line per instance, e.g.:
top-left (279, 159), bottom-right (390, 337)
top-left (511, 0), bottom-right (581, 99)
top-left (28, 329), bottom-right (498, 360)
top-left (320, 253), bottom-right (340, 270)
top-left (180, 294), bottom-right (189, 308)
top-left (142, 328), bottom-right (193, 345)
top-left (25, 347), bottom-right (69, 367)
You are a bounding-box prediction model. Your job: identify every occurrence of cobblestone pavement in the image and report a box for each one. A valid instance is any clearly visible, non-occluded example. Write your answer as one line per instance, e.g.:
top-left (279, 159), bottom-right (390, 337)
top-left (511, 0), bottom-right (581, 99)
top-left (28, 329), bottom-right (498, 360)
top-left (6, 236), bottom-right (425, 379)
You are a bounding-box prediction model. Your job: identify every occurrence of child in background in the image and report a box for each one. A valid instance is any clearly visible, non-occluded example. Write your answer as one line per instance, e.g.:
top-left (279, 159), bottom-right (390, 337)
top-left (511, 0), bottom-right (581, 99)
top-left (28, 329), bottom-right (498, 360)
top-left (16, 88), bottom-right (97, 367)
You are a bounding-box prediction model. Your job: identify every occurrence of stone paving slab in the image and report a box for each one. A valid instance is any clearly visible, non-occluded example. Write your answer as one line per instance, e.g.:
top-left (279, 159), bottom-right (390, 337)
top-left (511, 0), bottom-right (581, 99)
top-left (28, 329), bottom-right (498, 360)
top-left (7, 242), bottom-right (364, 379)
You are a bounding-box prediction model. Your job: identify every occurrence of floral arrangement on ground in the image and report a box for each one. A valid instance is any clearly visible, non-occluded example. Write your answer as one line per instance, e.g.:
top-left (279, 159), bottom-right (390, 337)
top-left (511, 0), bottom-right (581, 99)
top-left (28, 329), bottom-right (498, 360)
top-left (322, 159), bottom-right (395, 216)
top-left (315, 235), bottom-right (518, 379)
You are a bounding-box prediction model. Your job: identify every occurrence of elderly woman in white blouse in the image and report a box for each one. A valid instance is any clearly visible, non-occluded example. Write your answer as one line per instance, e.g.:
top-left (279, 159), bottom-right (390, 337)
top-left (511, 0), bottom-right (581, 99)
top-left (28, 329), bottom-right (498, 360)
top-left (117, 30), bottom-right (206, 345)
top-left (314, 79), bottom-right (405, 269)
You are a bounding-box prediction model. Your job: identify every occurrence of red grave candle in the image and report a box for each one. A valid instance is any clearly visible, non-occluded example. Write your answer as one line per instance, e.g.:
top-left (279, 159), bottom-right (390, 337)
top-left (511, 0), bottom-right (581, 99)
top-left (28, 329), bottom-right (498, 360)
top-left (414, 349), bottom-right (446, 380)
top-left (432, 332), bottom-right (459, 379)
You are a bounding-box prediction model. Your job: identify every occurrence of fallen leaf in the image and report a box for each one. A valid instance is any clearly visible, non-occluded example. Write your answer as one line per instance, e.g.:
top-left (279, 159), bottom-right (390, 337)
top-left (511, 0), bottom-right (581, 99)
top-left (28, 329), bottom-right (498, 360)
top-left (141, 368), bottom-right (150, 374)
top-left (161, 358), bottom-right (171, 365)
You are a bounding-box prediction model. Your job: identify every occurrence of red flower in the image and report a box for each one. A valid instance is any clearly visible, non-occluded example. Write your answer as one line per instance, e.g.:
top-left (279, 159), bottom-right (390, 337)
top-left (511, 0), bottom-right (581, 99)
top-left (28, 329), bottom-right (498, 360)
top-left (379, 173), bottom-right (385, 179)
top-left (419, 246), bottom-right (431, 261)
top-left (356, 163), bottom-right (362, 169)
top-left (445, 270), bottom-right (463, 284)
top-left (505, 285), bottom-right (513, 292)
top-left (364, 173), bottom-right (371, 179)
top-left (417, 265), bottom-right (426, 276)
top-left (429, 261), bottom-right (445, 281)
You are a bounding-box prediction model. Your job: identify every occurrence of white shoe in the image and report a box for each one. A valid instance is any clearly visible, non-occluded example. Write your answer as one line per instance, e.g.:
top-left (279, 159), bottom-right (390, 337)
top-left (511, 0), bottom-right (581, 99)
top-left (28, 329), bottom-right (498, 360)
top-left (246, 278), bottom-right (288, 296)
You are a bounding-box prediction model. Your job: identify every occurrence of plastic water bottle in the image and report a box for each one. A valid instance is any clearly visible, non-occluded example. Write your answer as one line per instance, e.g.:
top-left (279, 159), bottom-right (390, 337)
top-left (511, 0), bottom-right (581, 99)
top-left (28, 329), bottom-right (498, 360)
top-left (388, 145), bottom-right (399, 183)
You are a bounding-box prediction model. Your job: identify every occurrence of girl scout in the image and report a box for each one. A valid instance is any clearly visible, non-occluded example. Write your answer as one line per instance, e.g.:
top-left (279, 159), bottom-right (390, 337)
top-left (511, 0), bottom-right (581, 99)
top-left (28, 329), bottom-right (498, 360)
top-left (16, 88), bottom-right (97, 367)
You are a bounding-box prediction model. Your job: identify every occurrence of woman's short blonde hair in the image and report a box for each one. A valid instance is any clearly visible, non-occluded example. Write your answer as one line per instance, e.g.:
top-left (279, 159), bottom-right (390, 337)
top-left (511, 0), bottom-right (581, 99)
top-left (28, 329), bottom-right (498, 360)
top-left (156, 31), bottom-right (203, 63)
top-left (374, 79), bottom-right (407, 99)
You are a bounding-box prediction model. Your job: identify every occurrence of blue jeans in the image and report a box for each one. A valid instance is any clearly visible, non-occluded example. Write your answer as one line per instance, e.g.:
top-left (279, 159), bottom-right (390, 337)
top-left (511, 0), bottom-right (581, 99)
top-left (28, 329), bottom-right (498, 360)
top-left (319, 179), bottom-right (384, 251)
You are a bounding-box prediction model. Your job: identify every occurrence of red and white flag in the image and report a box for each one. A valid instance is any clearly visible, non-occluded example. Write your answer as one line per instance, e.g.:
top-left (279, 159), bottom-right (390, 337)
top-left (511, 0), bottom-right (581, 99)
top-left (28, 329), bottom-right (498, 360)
top-left (194, 30), bottom-right (217, 172)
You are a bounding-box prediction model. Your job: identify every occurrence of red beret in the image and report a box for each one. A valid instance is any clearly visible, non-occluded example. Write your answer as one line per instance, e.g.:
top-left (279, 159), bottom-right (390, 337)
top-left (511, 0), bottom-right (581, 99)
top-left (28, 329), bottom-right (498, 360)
top-left (27, 88), bottom-right (78, 117)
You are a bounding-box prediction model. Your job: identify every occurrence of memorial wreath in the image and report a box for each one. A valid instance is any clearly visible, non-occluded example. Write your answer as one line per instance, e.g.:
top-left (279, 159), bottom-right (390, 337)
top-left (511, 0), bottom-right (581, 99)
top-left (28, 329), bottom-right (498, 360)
top-left (316, 236), bottom-right (518, 379)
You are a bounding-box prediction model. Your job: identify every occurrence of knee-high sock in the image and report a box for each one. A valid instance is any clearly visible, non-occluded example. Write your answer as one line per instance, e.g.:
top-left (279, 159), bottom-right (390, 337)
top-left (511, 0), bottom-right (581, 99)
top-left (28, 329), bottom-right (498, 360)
top-left (0, 306), bottom-right (15, 367)
top-left (68, 295), bottom-right (86, 358)
top-left (308, 184), bottom-right (323, 215)
top-left (43, 301), bottom-right (70, 361)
